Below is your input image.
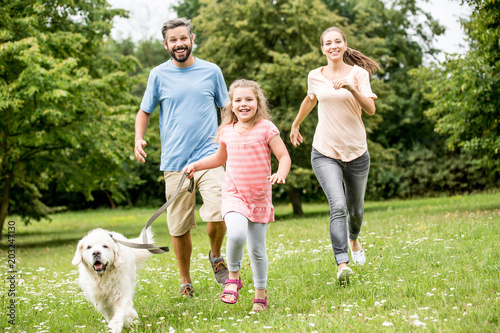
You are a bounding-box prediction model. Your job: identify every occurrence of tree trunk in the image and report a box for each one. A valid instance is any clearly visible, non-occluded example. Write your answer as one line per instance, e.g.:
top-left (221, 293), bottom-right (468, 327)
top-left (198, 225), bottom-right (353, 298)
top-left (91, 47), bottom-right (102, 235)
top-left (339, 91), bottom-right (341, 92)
top-left (0, 176), bottom-right (11, 242)
top-left (288, 186), bottom-right (303, 216)
top-left (103, 190), bottom-right (117, 209)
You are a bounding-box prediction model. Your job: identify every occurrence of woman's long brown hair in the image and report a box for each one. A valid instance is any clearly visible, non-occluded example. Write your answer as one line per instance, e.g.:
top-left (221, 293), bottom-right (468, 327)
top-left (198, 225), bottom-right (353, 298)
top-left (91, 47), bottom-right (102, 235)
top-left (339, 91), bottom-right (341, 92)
top-left (320, 27), bottom-right (380, 76)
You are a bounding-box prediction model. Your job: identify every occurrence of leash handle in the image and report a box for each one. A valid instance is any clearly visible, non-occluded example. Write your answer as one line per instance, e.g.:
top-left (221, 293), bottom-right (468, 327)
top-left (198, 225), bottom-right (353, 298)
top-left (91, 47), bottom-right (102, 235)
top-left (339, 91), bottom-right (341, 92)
top-left (112, 173), bottom-right (194, 254)
top-left (142, 173), bottom-right (194, 253)
top-left (144, 173), bottom-right (194, 231)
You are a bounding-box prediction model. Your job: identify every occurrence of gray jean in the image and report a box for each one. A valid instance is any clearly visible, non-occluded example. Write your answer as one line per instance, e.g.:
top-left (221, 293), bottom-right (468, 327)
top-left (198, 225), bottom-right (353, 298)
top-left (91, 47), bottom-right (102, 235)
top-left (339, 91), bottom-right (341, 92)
top-left (311, 148), bottom-right (370, 265)
top-left (224, 212), bottom-right (269, 289)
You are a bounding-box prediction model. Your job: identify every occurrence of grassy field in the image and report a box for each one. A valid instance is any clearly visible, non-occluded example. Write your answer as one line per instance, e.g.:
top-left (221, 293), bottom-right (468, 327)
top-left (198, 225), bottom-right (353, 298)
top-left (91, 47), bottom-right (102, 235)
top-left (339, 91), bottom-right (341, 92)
top-left (1, 191), bottom-right (499, 332)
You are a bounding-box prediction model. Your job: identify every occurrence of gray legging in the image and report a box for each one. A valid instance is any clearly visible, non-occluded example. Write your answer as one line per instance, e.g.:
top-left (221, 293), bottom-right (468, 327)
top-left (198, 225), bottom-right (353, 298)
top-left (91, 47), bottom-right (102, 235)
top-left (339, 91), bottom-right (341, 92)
top-left (224, 212), bottom-right (269, 289)
top-left (311, 148), bottom-right (370, 266)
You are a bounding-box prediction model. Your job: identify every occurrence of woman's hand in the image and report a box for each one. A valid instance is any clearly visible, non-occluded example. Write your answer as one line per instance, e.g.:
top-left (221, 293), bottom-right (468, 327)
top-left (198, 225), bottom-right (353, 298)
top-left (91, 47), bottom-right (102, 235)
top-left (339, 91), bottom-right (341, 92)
top-left (332, 79), bottom-right (353, 92)
top-left (333, 79), bottom-right (376, 115)
top-left (290, 125), bottom-right (303, 147)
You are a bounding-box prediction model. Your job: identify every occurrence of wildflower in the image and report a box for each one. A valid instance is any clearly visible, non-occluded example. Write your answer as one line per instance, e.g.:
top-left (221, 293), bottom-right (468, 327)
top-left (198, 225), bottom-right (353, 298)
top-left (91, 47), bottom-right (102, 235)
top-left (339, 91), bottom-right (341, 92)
top-left (412, 319), bottom-right (426, 327)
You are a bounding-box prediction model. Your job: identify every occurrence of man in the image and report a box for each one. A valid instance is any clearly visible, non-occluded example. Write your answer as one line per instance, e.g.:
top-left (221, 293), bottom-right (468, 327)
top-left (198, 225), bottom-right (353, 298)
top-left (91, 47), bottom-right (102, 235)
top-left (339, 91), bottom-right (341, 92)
top-left (134, 18), bottom-right (229, 297)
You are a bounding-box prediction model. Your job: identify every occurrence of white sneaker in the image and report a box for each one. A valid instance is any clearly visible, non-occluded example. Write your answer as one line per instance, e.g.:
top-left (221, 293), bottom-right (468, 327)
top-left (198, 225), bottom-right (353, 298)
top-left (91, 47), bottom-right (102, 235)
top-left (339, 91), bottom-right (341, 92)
top-left (350, 240), bottom-right (366, 265)
top-left (337, 267), bottom-right (353, 284)
top-left (351, 249), bottom-right (366, 265)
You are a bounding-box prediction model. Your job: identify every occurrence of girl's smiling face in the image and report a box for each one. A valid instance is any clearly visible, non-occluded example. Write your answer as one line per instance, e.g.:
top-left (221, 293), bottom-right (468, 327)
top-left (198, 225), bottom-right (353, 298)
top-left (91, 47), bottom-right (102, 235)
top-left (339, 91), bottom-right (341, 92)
top-left (231, 87), bottom-right (258, 124)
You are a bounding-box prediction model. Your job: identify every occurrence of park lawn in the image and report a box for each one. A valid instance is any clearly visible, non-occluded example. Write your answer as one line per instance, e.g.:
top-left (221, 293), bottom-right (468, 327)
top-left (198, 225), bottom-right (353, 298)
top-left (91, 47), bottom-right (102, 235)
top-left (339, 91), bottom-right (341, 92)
top-left (1, 191), bottom-right (499, 332)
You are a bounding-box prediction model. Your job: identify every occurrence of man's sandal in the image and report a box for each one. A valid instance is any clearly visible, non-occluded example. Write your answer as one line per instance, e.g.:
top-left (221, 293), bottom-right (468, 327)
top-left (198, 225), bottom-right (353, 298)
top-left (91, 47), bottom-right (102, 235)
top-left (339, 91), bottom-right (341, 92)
top-left (179, 283), bottom-right (194, 297)
top-left (220, 278), bottom-right (243, 304)
top-left (253, 290), bottom-right (267, 311)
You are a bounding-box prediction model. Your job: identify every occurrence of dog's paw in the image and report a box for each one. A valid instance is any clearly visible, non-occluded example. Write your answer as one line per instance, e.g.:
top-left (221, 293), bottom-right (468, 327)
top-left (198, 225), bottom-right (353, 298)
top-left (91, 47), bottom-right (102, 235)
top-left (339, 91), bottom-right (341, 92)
top-left (108, 320), bottom-right (123, 333)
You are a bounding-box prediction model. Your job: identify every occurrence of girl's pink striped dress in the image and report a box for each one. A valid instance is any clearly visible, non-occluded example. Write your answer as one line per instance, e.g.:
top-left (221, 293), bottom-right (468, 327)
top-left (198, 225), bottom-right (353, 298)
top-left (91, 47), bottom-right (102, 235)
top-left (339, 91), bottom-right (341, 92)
top-left (219, 119), bottom-right (280, 223)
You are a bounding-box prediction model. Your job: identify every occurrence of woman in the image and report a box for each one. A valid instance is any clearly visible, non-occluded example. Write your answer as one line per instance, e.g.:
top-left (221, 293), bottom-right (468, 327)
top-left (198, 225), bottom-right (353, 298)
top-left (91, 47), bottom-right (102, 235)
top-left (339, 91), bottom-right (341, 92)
top-left (290, 27), bottom-right (379, 283)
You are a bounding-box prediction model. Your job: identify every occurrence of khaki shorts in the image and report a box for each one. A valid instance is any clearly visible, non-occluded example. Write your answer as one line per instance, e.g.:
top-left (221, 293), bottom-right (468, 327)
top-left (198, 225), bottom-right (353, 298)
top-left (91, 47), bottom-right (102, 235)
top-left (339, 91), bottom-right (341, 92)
top-left (163, 166), bottom-right (224, 237)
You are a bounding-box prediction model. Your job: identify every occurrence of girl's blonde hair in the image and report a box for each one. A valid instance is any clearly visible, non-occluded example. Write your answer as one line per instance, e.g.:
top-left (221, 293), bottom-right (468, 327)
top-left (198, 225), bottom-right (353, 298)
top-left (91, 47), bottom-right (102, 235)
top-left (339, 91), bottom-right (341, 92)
top-left (216, 79), bottom-right (271, 140)
top-left (320, 27), bottom-right (380, 76)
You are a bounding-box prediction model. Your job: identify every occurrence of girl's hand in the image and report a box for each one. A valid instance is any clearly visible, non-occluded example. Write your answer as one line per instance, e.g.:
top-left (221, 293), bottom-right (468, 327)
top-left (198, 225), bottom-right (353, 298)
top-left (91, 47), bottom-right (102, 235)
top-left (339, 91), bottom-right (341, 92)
top-left (332, 79), bottom-right (353, 92)
top-left (183, 164), bottom-right (196, 179)
top-left (268, 173), bottom-right (286, 185)
top-left (290, 125), bottom-right (303, 147)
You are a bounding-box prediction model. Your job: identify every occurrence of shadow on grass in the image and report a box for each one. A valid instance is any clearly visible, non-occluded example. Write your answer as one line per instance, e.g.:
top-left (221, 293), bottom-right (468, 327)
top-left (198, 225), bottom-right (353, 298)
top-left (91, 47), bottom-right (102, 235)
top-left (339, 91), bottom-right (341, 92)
top-left (276, 195), bottom-right (500, 221)
top-left (275, 210), bottom-right (329, 221)
top-left (365, 200), bottom-right (500, 214)
top-left (14, 237), bottom-right (83, 249)
top-left (12, 228), bottom-right (154, 249)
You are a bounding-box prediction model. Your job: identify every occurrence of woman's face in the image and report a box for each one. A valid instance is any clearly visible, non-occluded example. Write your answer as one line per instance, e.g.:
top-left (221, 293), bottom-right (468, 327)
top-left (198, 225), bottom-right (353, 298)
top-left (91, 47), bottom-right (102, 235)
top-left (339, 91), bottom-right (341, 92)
top-left (321, 31), bottom-right (347, 62)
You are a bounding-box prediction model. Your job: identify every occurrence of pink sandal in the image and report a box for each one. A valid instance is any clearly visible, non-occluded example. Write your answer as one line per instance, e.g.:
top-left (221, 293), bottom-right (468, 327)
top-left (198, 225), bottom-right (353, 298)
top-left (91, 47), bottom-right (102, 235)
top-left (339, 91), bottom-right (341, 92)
top-left (220, 278), bottom-right (243, 304)
top-left (253, 290), bottom-right (267, 311)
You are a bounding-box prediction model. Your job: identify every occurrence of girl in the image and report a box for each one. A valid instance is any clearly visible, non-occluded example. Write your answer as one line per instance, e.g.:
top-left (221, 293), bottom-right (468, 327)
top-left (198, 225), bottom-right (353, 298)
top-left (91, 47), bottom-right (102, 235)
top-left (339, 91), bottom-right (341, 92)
top-left (290, 27), bottom-right (379, 283)
top-left (184, 79), bottom-right (291, 311)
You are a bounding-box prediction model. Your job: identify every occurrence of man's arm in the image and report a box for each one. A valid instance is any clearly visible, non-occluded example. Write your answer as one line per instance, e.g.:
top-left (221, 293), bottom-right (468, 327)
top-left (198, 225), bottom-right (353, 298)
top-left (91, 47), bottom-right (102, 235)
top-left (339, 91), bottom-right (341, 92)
top-left (134, 109), bottom-right (151, 163)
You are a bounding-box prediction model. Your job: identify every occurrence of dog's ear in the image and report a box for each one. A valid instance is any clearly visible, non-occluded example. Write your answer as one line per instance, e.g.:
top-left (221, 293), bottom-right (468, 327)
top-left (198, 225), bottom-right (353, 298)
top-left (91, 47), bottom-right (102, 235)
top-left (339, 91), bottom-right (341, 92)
top-left (71, 240), bottom-right (84, 266)
top-left (113, 241), bottom-right (123, 268)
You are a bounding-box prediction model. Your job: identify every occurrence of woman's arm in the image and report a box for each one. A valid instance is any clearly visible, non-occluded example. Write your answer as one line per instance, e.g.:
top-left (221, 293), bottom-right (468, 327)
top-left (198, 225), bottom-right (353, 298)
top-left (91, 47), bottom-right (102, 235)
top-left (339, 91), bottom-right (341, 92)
top-left (332, 79), bottom-right (376, 115)
top-left (290, 95), bottom-right (318, 146)
top-left (268, 135), bottom-right (291, 185)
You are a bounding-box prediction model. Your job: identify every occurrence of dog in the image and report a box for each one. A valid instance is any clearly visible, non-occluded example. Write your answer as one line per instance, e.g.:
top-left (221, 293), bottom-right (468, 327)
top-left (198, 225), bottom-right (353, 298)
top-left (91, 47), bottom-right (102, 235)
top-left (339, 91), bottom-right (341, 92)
top-left (72, 228), bottom-right (153, 333)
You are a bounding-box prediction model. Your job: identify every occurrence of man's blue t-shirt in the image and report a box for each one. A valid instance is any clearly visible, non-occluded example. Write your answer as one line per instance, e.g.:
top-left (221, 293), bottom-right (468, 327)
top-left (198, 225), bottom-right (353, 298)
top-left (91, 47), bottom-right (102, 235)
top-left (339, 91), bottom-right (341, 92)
top-left (140, 58), bottom-right (229, 171)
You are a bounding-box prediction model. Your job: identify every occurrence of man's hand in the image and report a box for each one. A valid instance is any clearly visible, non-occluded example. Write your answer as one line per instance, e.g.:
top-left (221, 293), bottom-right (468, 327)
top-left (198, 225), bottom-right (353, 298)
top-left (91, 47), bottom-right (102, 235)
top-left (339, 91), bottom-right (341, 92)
top-left (134, 139), bottom-right (148, 163)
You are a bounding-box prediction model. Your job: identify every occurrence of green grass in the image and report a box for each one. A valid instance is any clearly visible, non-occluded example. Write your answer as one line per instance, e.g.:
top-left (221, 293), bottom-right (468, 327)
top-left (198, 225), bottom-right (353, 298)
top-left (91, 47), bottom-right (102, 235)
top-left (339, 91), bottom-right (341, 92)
top-left (1, 192), bottom-right (500, 332)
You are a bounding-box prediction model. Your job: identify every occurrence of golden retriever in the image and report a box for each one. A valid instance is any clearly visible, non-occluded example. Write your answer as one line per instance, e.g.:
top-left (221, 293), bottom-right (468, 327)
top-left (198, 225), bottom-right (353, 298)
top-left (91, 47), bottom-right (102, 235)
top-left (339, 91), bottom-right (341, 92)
top-left (72, 228), bottom-right (152, 333)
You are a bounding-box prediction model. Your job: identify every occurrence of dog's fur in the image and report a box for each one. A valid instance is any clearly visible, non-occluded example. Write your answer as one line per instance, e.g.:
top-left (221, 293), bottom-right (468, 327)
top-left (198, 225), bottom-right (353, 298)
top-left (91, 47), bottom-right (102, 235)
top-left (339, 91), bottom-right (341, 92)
top-left (72, 228), bottom-right (152, 333)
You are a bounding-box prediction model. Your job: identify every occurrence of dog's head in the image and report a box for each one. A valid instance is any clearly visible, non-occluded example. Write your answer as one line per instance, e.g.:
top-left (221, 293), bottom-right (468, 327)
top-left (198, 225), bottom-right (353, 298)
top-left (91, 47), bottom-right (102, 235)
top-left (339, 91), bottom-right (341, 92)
top-left (71, 228), bottom-right (123, 274)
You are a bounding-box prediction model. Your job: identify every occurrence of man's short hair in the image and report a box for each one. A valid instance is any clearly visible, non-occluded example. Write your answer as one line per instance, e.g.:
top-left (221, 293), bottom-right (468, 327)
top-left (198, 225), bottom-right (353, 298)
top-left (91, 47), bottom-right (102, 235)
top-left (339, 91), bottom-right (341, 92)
top-left (161, 18), bottom-right (193, 41)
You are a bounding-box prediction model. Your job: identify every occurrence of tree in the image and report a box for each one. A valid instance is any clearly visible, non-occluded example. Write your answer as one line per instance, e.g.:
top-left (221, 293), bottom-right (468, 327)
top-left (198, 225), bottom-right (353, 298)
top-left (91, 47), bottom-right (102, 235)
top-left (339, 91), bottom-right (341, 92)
top-left (0, 0), bottom-right (142, 240)
top-left (419, 0), bottom-right (499, 184)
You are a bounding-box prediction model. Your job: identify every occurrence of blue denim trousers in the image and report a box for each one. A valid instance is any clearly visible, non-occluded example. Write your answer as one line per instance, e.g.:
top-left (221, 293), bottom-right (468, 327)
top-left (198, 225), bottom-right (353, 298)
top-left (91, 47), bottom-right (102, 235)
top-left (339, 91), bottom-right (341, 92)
top-left (311, 148), bottom-right (370, 265)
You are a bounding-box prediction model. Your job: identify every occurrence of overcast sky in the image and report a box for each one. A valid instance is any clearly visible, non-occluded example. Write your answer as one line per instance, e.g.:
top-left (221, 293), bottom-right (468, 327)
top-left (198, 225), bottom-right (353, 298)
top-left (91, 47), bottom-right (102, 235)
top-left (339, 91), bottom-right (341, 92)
top-left (107, 0), bottom-right (472, 61)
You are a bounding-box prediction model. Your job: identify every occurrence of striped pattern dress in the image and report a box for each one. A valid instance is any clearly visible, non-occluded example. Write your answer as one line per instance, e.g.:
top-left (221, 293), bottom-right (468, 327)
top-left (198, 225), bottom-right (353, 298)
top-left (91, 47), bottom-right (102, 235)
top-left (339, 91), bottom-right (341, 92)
top-left (220, 119), bottom-right (280, 223)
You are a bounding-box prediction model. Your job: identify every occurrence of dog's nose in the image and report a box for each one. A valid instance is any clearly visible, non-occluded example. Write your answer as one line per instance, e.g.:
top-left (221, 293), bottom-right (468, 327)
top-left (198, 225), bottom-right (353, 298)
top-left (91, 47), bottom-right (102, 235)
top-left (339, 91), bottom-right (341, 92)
top-left (93, 251), bottom-right (101, 258)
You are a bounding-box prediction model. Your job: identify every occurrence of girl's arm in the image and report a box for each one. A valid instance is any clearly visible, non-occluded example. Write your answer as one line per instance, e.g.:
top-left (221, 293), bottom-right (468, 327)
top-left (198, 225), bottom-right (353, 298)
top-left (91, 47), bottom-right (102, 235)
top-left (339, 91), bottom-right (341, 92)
top-left (183, 144), bottom-right (228, 179)
top-left (268, 135), bottom-right (291, 185)
top-left (332, 79), bottom-right (376, 115)
top-left (290, 95), bottom-right (318, 146)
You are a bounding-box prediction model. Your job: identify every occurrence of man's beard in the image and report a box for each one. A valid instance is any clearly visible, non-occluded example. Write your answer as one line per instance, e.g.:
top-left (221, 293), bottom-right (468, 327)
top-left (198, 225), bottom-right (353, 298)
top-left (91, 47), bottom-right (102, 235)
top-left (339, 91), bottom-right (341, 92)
top-left (168, 44), bottom-right (193, 63)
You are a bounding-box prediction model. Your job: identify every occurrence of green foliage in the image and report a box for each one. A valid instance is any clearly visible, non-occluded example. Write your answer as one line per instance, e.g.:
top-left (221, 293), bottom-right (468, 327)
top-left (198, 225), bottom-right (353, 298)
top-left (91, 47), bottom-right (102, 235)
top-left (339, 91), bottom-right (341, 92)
top-left (173, 0), bottom-right (202, 19)
top-left (100, 37), bottom-right (174, 208)
top-left (415, 0), bottom-right (499, 185)
top-left (0, 0), bottom-right (142, 237)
